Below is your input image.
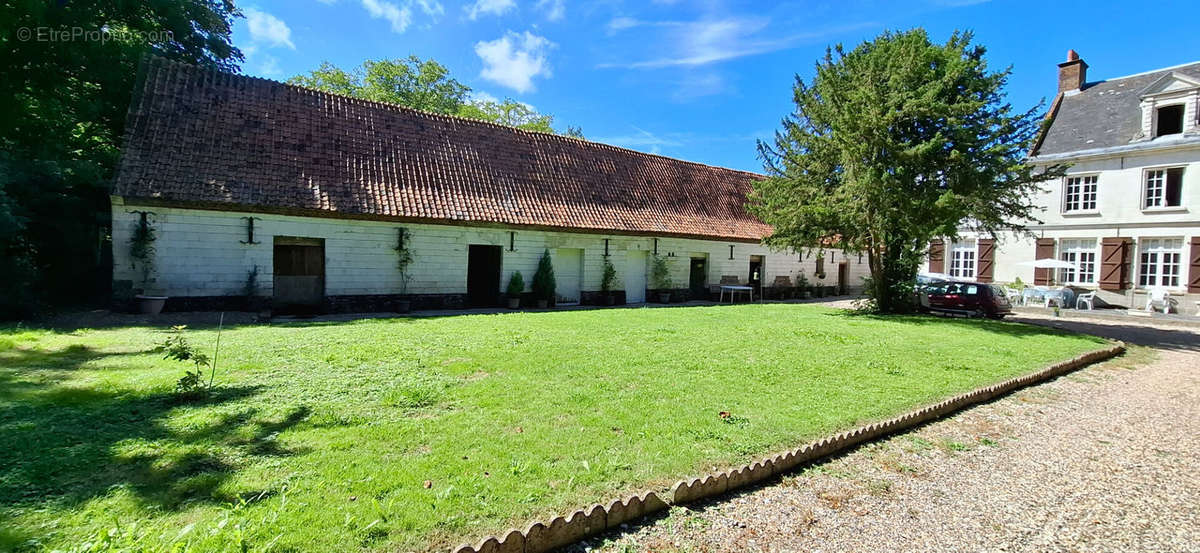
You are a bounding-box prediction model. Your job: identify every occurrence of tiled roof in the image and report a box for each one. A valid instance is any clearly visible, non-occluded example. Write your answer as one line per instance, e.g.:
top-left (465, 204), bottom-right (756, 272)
top-left (1035, 61), bottom-right (1200, 156)
top-left (114, 57), bottom-right (772, 241)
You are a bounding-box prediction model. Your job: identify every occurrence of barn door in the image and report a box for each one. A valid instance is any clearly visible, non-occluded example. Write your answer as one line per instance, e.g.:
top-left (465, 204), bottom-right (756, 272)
top-left (273, 237), bottom-right (325, 312)
top-left (1034, 238), bottom-right (1056, 285)
top-left (1099, 237), bottom-right (1132, 291)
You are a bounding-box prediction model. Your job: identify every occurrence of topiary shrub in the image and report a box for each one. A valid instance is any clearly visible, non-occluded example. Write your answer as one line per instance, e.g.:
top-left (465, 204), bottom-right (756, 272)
top-left (506, 271), bottom-right (524, 297)
top-left (531, 249), bottom-right (556, 304)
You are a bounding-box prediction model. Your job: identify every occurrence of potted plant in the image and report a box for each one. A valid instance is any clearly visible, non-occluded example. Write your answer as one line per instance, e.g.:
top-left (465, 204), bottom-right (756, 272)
top-left (600, 257), bottom-right (617, 305)
top-left (650, 254), bottom-right (672, 303)
top-left (129, 213), bottom-right (166, 315)
top-left (506, 271), bottom-right (524, 309)
top-left (795, 273), bottom-right (810, 299)
top-left (532, 249), bottom-right (556, 308)
top-left (394, 228), bottom-right (414, 313)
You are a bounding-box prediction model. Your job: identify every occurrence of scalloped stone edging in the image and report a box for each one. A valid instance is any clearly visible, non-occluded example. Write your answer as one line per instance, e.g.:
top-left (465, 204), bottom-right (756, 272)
top-left (450, 342), bottom-right (1125, 553)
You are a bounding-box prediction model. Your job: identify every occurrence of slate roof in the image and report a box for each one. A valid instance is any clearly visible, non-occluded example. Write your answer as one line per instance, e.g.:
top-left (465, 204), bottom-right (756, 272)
top-left (1035, 61), bottom-right (1200, 157)
top-left (114, 57), bottom-right (771, 242)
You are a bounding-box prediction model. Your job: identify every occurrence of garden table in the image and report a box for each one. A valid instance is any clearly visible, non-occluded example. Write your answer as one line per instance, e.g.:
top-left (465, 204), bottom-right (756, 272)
top-left (720, 285), bottom-right (754, 303)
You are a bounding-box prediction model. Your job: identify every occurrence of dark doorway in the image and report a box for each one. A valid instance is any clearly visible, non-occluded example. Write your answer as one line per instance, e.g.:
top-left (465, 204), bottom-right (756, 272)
top-left (749, 255), bottom-right (763, 296)
top-left (273, 237), bottom-right (325, 314)
top-left (467, 245), bottom-right (502, 307)
top-left (689, 256), bottom-right (708, 299)
top-left (837, 261), bottom-right (849, 296)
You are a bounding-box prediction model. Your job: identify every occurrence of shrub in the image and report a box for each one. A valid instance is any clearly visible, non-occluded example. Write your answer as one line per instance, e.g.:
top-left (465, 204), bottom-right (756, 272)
top-left (531, 249), bottom-right (556, 302)
top-left (600, 257), bottom-right (617, 293)
top-left (650, 254), bottom-right (672, 289)
top-left (162, 325), bottom-right (211, 398)
top-left (506, 271), bottom-right (524, 297)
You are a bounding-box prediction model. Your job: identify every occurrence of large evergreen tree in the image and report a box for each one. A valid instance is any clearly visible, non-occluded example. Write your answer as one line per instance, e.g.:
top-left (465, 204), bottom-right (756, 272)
top-left (751, 29), bottom-right (1064, 313)
top-left (0, 0), bottom-right (243, 317)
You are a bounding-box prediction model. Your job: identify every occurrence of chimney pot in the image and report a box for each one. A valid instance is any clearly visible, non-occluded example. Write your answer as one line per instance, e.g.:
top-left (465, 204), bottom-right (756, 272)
top-left (1057, 51), bottom-right (1088, 94)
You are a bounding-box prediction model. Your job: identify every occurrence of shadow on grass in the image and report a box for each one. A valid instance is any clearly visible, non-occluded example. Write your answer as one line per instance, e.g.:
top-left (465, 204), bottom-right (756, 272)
top-left (0, 346), bottom-right (310, 514)
top-left (824, 310), bottom-right (1111, 342)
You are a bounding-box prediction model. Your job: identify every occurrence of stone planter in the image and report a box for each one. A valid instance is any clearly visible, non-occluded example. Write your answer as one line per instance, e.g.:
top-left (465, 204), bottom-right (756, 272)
top-left (135, 295), bottom-right (167, 315)
top-left (507, 297), bottom-right (520, 309)
top-left (657, 292), bottom-right (671, 304)
top-left (604, 294), bottom-right (615, 306)
top-left (395, 299), bottom-right (412, 313)
top-left (536, 299), bottom-right (549, 309)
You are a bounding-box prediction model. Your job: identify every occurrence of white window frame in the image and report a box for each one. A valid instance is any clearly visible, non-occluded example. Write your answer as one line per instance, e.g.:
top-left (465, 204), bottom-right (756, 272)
top-left (1057, 239), bottom-right (1098, 285)
top-left (1062, 174), bottom-right (1099, 213)
top-left (948, 240), bottom-right (977, 280)
top-left (1137, 238), bottom-right (1185, 289)
top-left (1143, 166), bottom-right (1185, 210)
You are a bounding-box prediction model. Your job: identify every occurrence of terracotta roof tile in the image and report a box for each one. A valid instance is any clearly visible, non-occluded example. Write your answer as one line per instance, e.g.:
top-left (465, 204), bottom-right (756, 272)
top-left (114, 57), bottom-right (772, 241)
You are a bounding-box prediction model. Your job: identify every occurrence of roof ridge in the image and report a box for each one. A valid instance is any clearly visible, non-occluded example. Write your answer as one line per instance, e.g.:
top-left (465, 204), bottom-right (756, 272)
top-left (1088, 59), bottom-right (1200, 85)
top-left (143, 55), bottom-right (763, 178)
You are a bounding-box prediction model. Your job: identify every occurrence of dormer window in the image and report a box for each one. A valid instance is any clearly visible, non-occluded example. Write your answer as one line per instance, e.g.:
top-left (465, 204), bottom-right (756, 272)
top-left (1155, 104), bottom-right (1184, 136)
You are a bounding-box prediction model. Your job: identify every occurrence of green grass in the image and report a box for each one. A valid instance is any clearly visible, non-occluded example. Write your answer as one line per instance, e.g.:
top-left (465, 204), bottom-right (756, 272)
top-left (0, 304), bottom-right (1106, 552)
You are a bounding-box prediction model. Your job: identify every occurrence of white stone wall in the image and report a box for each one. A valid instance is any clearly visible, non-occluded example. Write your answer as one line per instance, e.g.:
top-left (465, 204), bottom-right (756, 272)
top-left (111, 198), bottom-right (873, 300)
top-left (1030, 147), bottom-right (1200, 228)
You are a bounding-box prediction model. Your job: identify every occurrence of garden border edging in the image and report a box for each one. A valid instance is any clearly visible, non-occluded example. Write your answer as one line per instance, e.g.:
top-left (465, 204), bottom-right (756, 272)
top-left (450, 341), bottom-right (1125, 553)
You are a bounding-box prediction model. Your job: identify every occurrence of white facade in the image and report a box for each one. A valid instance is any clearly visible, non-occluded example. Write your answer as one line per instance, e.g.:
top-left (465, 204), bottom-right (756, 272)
top-left (112, 197), bottom-right (870, 306)
top-left (932, 146), bottom-right (1199, 313)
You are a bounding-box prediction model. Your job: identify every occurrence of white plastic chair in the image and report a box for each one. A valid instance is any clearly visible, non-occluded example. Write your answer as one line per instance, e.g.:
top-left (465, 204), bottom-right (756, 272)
top-left (1145, 289), bottom-right (1172, 314)
top-left (1076, 292), bottom-right (1096, 310)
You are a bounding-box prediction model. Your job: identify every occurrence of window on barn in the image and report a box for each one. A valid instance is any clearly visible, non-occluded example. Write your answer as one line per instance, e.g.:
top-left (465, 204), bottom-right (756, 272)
top-left (1144, 167), bottom-right (1184, 209)
top-left (1155, 104), bottom-right (1184, 137)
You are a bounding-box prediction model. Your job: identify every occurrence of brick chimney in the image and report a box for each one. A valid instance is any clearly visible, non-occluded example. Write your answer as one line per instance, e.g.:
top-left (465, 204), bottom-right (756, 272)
top-left (1057, 49), bottom-right (1088, 94)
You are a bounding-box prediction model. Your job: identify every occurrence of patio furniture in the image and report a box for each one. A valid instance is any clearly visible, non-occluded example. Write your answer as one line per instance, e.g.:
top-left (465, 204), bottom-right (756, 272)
top-left (720, 284), bottom-right (754, 303)
top-left (1023, 286), bottom-right (1070, 309)
top-left (769, 276), bottom-right (793, 300)
top-left (1004, 287), bottom-right (1022, 305)
top-left (1145, 289), bottom-right (1173, 314)
top-left (1076, 292), bottom-right (1096, 310)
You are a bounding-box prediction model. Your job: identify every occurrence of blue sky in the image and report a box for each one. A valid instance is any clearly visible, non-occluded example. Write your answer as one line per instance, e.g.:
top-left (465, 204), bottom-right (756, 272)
top-left (234, 0), bottom-right (1200, 173)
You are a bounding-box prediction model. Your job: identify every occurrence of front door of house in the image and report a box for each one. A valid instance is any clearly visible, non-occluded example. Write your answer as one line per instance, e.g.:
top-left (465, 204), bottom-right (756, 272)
top-left (467, 245), bottom-right (502, 307)
top-left (837, 261), bottom-right (849, 296)
top-left (273, 236), bottom-right (325, 313)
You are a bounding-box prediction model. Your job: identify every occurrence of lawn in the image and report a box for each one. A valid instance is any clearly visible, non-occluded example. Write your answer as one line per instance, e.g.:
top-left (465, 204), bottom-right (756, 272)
top-left (0, 304), bottom-right (1107, 552)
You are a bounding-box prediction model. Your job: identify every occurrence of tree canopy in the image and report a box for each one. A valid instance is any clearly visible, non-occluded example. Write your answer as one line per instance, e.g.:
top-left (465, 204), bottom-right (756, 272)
top-left (751, 29), bottom-right (1063, 313)
top-left (289, 57), bottom-right (582, 136)
top-left (0, 0), bottom-right (243, 318)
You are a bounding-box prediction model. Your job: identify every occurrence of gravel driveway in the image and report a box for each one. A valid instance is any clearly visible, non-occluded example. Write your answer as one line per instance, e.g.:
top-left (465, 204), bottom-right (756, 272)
top-left (578, 312), bottom-right (1200, 553)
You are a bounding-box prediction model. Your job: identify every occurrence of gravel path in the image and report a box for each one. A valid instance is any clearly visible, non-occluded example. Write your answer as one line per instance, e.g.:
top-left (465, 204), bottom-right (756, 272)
top-left (579, 313), bottom-right (1200, 553)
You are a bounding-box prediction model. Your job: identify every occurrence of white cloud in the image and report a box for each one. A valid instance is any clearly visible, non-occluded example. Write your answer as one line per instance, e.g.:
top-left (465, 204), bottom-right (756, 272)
top-left (414, 0), bottom-right (444, 16)
top-left (465, 0), bottom-right (515, 20)
top-left (361, 0), bottom-right (412, 32)
top-left (468, 90), bottom-right (499, 104)
top-left (537, 0), bottom-right (565, 21)
top-left (244, 8), bottom-right (295, 49)
top-left (257, 55), bottom-right (284, 77)
top-left (594, 127), bottom-right (684, 154)
top-left (601, 19), bottom-right (877, 69)
top-left (474, 31), bottom-right (554, 93)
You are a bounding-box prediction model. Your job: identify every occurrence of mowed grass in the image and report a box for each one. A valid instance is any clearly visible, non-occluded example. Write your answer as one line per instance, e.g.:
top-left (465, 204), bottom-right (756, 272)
top-left (0, 304), bottom-right (1106, 552)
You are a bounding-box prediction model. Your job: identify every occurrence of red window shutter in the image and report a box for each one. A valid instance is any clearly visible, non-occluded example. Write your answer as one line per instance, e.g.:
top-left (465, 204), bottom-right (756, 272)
top-left (928, 239), bottom-right (945, 273)
top-left (1099, 237), bottom-right (1132, 291)
top-left (977, 238), bottom-right (995, 283)
top-left (1189, 237), bottom-right (1200, 293)
top-left (1034, 238), bottom-right (1056, 285)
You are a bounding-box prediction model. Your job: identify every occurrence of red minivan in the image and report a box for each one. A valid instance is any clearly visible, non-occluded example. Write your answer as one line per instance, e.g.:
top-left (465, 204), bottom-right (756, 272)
top-left (925, 281), bottom-right (1012, 319)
